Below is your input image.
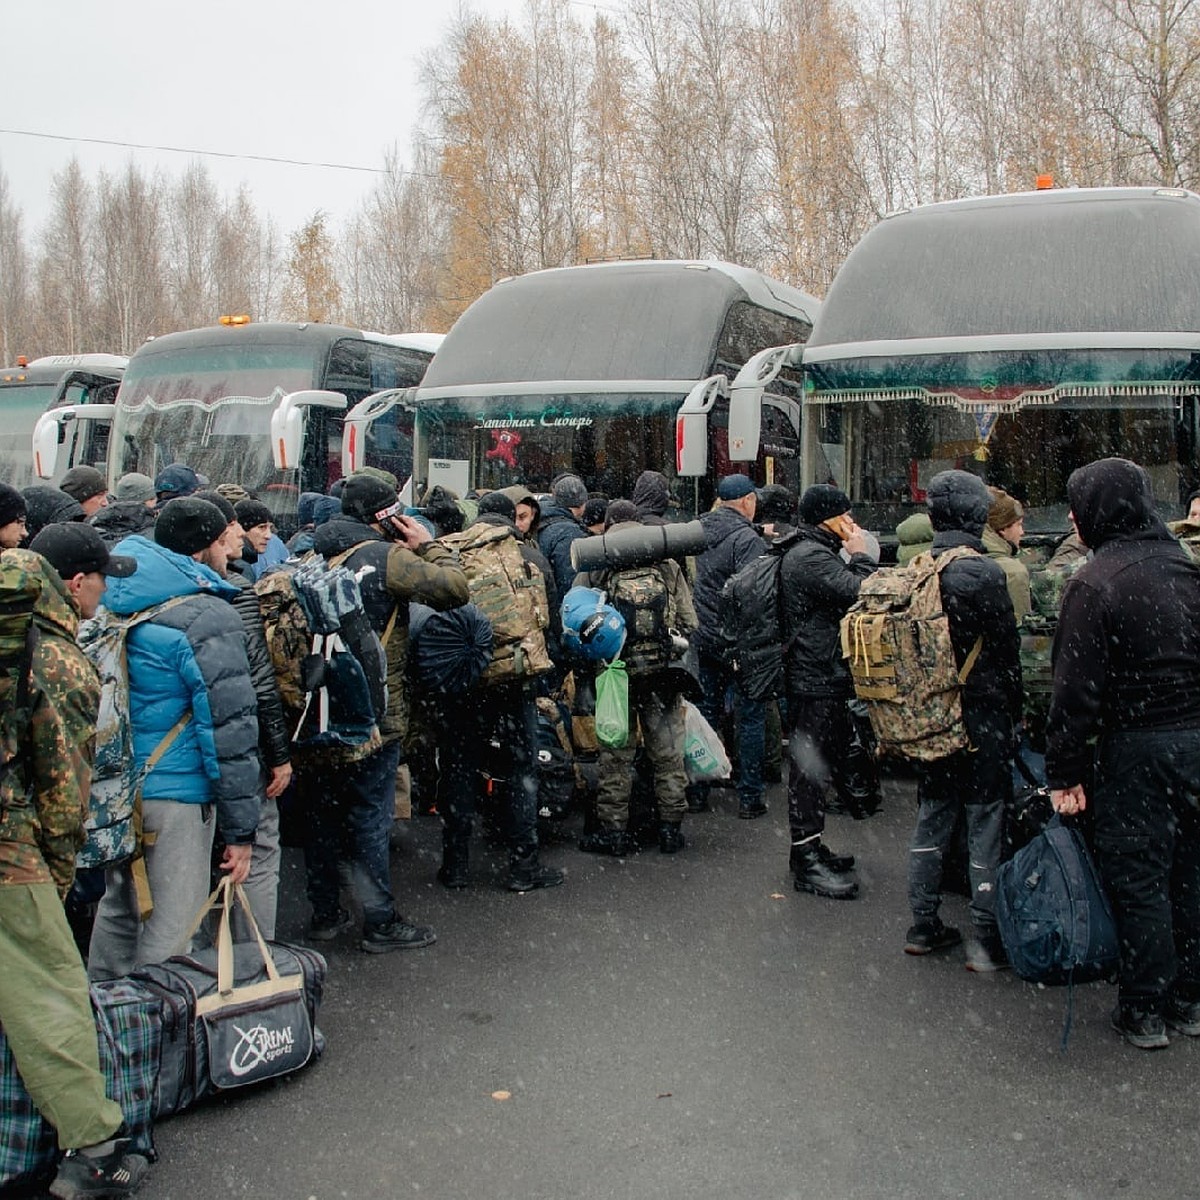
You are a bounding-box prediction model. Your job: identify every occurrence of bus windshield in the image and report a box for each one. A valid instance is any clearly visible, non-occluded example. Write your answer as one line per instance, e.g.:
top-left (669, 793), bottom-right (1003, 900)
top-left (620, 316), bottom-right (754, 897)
top-left (805, 348), bottom-right (1199, 536)
top-left (0, 383), bottom-right (58, 488)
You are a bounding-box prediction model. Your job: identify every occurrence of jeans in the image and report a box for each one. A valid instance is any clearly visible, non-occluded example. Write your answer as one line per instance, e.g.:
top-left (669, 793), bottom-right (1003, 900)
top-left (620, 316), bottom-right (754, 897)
top-left (1092, 727), bottom-right (1200, 1011)
top-left (908, 721), bottom-right (1010, 933)
top-left (302, 742), bottom-right (401, 932)
top-left (697, 654), bottom-right (763, 809)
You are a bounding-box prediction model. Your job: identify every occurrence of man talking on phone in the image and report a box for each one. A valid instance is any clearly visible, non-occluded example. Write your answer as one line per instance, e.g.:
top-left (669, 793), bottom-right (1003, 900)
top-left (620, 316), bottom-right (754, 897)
top-left (779, 485), bottom-right (879, 900)
top-left (301, 473), bottom-right (468, 953)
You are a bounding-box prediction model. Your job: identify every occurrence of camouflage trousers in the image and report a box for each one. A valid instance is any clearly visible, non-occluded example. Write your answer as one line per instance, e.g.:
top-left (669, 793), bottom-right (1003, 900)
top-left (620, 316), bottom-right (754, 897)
top-left (596, 678), bottom-right (687, 828)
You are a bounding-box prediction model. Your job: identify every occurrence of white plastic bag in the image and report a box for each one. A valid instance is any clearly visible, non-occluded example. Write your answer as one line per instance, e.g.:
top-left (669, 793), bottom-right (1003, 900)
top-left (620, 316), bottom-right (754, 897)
top-left (682, 700), bottom-right (731, 782)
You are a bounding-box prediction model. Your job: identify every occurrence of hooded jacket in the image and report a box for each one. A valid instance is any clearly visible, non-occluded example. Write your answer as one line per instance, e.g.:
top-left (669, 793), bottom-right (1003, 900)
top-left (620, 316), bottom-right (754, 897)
top-left (1045, 458), bottom-right (1200, 788)
top-left (89, 499), bottom-right (157, 546)
top-left (536, 501), bottom-right (588, 599)
top-left (780, 524), bottom-right (876, 697)
top-left (102, 536), bottom-right (260, 843)
top-left (631, 471), bottom-right (671, 526)
top-left (895, 511), bottom-right (934, 565)
top-left (0, 550), bottom-right (98, 895)
top-left (312, 514), bottom-right (469, 743)
top-left (926, 471), bottom-right (1022, 733)
top-left (693, 505), bottom-right (766, 658)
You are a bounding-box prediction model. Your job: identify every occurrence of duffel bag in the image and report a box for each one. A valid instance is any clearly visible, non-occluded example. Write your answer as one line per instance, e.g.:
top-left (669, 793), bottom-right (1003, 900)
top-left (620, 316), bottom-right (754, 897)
top-left (129, 879), bottom-right (326, 1119)
top-left (0, 980), bottom-right (159, 1191)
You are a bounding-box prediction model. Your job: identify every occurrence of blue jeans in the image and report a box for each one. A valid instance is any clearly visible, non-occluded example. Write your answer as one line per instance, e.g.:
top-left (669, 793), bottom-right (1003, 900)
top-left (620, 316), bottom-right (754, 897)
top-left (697, 654), bottom-right (764, 809)
top-left (302, 742), bottom-right (400, 932)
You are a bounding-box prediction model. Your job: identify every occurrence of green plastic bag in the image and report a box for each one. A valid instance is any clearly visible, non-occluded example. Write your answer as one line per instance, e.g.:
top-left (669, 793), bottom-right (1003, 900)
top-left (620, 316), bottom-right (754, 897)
top-left (595, 660), bottom-right (629, 749)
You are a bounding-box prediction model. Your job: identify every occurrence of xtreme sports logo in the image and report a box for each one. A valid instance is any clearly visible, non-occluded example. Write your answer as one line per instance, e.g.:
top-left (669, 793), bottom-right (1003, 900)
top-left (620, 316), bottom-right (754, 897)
top-left (228, 1021), bottom-right (297, 1078)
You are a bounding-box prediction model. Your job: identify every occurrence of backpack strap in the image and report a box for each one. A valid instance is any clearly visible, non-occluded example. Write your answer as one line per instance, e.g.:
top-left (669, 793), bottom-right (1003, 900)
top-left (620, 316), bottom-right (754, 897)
top-left (326, 540), bottom-right (375, 571)
top-left (0, 621), bottom-right (41, 804)
top-left (129, 710), bottom-right (193, 921)
top-left (930, 546), bottom-right (985, 683)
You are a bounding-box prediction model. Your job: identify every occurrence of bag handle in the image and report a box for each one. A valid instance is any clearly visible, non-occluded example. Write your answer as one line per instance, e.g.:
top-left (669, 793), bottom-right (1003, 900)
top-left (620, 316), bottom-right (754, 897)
top-left (176, 876), bottom-right (284, 993)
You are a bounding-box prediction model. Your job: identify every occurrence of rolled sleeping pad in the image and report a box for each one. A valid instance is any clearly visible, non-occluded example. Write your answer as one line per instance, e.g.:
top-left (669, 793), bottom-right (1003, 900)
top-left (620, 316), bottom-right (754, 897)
top-left (570, 519), bottom-right (707, 572)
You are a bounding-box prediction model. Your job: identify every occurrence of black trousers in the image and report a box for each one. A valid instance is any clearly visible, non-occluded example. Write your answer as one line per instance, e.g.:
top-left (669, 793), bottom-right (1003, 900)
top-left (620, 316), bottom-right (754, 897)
top-left (787, 695), bottom-right (874, 843)
top-left (1092, 727), bottom-right (1200, 1011)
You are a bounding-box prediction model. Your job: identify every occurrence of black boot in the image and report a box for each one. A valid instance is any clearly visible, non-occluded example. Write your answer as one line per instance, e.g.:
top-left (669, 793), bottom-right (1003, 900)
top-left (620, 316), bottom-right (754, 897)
top-left (437, 827), bottom-right (471, 889)
top-left (790, 842), bottom-right (855, 874)
top-left (658, 822), bottom-right (685, 854)
top-left (507, 846), bottom-right (565, 892)
top-left (579, 827), bottom-right (634, 857)
top-left (793, 844), bottom-right (859, 899)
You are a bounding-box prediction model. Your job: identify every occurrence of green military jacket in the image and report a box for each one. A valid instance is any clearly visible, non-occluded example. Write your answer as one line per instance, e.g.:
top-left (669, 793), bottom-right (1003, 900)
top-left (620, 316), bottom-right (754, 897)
top-left (0, 549), bottom-right (98, 897)
top-left (982, 526), bottom-right (1032, 621)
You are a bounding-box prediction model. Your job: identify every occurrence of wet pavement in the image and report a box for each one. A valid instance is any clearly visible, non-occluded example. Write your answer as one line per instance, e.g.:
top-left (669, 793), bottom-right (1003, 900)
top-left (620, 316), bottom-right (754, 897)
top-left (138, 773), bottom-right (1198, 1200)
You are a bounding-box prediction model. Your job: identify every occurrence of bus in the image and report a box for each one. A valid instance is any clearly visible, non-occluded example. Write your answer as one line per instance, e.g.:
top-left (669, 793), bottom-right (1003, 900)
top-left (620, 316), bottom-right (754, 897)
top-left (730, 186), bottom-right (1200, 548)
top-left (5, 354), bottom-right (126, 488)
top-left (45, 322), bottom-right (442, 533)
top-left (411, 260), bottom-right (821, 515)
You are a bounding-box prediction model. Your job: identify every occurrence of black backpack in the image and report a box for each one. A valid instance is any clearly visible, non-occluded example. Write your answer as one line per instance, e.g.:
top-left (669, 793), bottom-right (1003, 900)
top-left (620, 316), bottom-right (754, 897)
top-left (717, 532), bottom-right (799, 701)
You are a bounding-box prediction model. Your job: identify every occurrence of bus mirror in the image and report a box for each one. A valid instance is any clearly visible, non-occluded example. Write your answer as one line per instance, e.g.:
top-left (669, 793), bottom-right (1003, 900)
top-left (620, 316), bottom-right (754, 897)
top-left (341, 388), bottom-right (416, 477)
top-left (727, 343), bottom-right (805, 461)
top-left (32, 404), bottom-right (117, 479)
top-left (270, 390), bottom-right (347, 471)
top-left (675, 375), bottom-right (729, 477)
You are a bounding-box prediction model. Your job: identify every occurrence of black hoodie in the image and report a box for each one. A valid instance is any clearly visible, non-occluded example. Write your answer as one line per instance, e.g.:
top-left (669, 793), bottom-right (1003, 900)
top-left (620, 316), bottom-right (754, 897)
top-left (927, 470), bottom-right (1022, 731)
top-left (1045, 458), bottom-right (1200, 788)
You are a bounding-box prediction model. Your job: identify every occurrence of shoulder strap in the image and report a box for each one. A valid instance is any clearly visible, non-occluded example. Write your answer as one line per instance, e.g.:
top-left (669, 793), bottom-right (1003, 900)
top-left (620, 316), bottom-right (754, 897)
top-left (327, 540), bottom-right (375, 570)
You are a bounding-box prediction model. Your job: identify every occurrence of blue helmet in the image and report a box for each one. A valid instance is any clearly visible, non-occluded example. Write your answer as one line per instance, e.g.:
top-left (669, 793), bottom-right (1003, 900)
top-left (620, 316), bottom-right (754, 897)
top-left (561, 586), bottom-right (626, 662)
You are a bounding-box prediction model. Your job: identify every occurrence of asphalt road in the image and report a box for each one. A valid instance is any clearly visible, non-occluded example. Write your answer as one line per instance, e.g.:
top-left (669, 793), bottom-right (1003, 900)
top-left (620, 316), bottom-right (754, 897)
top-left (137, 775), bottom-right (1197, 1200)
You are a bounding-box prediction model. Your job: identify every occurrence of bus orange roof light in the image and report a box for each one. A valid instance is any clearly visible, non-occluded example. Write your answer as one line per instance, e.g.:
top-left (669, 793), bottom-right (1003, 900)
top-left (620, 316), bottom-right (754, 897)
top-left (16, 355), bottom-right (27, 367)
top-left (1035, 174), bottom-right (1054, 190)
top-left (219, 314), bottom-right (252, 326)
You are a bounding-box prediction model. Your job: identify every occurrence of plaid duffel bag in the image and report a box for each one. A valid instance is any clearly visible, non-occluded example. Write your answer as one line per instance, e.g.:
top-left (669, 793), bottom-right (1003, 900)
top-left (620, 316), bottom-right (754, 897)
top-left (0, 980), bottom-right (159, 1191)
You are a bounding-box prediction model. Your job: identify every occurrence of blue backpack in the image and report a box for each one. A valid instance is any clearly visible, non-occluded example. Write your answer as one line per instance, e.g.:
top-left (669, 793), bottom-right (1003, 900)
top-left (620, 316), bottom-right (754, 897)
top-left (996, 815), bottom-right (1120, 988)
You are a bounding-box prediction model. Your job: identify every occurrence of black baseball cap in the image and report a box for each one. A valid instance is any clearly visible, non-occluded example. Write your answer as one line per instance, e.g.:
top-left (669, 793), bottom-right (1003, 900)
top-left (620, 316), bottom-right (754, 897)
top-left (29, 523), bottom-right (137, 579)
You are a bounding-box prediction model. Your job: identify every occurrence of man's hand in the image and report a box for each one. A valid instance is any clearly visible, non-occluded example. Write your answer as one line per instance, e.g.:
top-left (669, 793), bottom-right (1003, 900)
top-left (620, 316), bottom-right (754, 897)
top-left (265, 762), bottom-right (293, 800)
top-left (843, 526), bottom-right (869, 557)
top-left (220, 843), bottom-right (254, 885)
top-left (389, 513), bottom-right (432, 550)
top-left (1050, 783), bottom-right (1088, 815)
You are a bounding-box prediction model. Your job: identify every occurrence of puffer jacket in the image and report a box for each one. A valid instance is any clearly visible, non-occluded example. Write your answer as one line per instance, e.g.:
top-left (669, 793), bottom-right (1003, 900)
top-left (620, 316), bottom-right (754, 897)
top-left (0, 550), bottom-right (98, 896)
top-left (89, 500), bottom-right (156, 546)
top-left (895, 511), bottom-right (934, 565)
top-left (224, 571), bottom-right (291, 769)
top-left (1046, 457), bottom-right (1200, 788)
top-left (537, 503), bottom-right (588, 599)
top-left (693, 506), bottom-right (766, 658)
top-left (780, 524), bottom-right (876, 698)
top-left (312, 515), bottom-right (469, 744)
top-left (926, 472), bottom-right (1022, 736)
top-left (103, 536), bottom-right (260, 844)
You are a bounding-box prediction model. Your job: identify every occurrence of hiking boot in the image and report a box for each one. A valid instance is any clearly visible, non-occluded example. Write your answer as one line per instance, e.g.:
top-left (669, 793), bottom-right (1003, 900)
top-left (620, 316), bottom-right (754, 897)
top-left (507, 849), bottom-right (565, 893)
top-left (307, 907), bottom-right (353, 942)
top-left (50, 1144), bottom-right (149, 1199)
top-left (738, 802), bottom-right (769, 820)
top-left (361, 916), bottom-right (437, 953)
top-left (793, 846), bottom-right (858, 900)
top-left (1111, 1005), bottom-right (1169, 1050)
top-left (904, 920), bottom-right (963, 956)
top-left (579, 828), bottom-right (633, 857)
top-left (1165, 997), bottom-right (1200, 1037)
top-left (658, 822), bottom-right (685, 854)
top-left (789, 843), bottom-right (855, 875)
top-left (964, 932), bottom-right (1010, 973)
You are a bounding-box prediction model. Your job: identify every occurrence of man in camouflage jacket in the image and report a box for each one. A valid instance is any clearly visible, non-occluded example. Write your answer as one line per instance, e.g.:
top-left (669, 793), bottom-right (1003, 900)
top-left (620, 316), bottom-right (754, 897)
top-left (0, 529), bottom-right (151, 1194)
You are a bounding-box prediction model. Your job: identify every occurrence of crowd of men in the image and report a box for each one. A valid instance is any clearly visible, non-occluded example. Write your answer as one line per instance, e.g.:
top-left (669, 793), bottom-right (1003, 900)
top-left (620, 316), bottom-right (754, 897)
top-left (1, 452), bottom-right (1198, 1196)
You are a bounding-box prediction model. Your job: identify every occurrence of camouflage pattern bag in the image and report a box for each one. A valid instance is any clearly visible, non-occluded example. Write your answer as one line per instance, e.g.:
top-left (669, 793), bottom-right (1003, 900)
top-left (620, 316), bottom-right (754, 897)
top-left (605, 565), bottom-right (671, 675)
top-left (440, 524), bottom-right (551, 685)
top-left (0, 558), bottom-right (40, 797)
top-left (840, 547), bottom-right (983, 762)
top-left (77, 597), bottom-right (191, 869)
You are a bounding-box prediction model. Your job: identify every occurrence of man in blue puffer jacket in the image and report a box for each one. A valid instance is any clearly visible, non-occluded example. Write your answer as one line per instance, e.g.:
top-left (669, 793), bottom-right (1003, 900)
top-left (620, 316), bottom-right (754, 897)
top-left (88, 498), bottom-right (262, 979)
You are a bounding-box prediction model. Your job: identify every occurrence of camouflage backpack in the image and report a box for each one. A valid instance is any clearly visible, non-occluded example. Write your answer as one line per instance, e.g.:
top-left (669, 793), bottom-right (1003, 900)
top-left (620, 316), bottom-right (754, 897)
top-left (840, 547), bottom-right (983, 762)
top-left (77, 597), bottom-right (193, 875)
top-left (604, 564), bottom-right (672, 675)
top-left (439, 523), bottom-right (551, 685)
top-left (0, 554), bottom-right (42, 798)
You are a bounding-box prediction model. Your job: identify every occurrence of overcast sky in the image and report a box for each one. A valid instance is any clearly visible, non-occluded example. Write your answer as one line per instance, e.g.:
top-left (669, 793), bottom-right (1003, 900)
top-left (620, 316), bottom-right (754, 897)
top-left (0, 0), bottom-right (535, 239)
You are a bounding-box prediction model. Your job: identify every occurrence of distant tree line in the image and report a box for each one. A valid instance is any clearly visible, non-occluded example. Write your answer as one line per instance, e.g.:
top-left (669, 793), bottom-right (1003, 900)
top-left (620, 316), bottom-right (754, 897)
top-left (1, 0), bottom-right (1198, 361)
